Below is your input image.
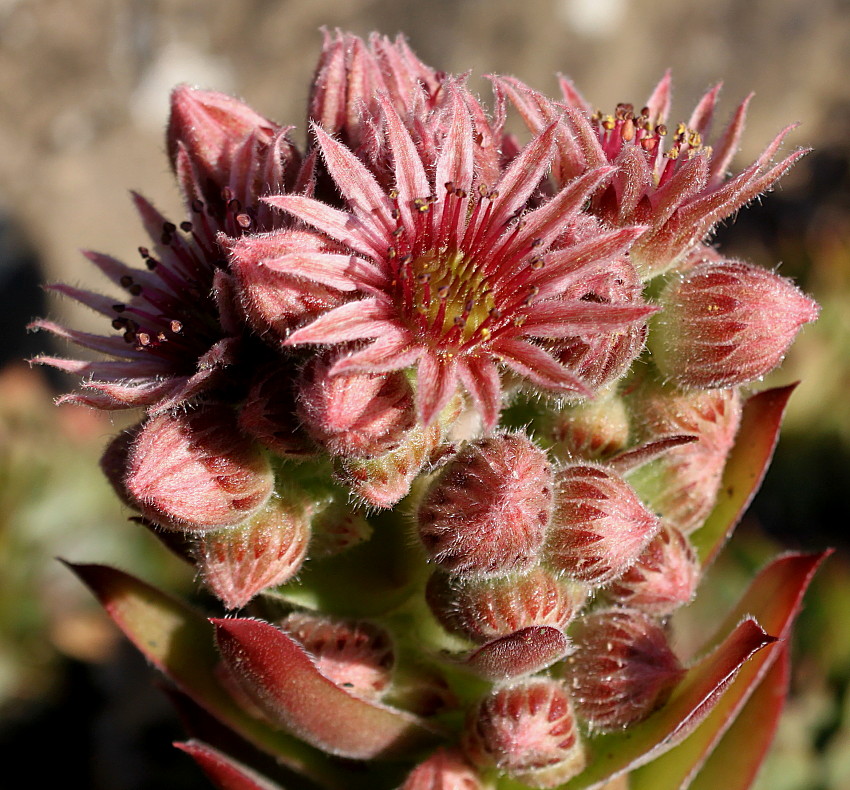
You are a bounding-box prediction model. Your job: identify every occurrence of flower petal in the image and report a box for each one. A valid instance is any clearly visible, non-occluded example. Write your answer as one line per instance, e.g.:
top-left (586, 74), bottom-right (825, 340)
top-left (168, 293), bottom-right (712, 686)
top-left (416, 352), bottom-right (459, 425)
top-left (521, 300), bottom-right (655, 338)
top-left (330, 331), bottom-right (422, 375)
top-left (493, 337), bottom-right (589, 394)
top-left (285, 298), bottom-right (395, 345)
top-left (457, 354), bottom-right (502, 430)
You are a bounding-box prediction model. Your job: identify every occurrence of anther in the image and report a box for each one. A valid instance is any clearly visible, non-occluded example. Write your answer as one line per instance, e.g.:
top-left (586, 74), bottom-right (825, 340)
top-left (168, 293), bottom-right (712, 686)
top-left (120, 275), bottom-right (134, 288)
top-left (437, 285), bottom-right (450, 298)
top-left (170, 320), bottom-right (183, 334)
top-left (137, 332), bottom-right (151, 346)
top-left (180, 221), bottom-right (193, 232)
top-left (236, 213), bottom-right (253, 229)
top-left (529, 257), bottom-right (544, 270)
top-left (228, 198), bottom-right (242, 212)
top-left (138, 246), bottom-right (150, 259)
top-left (112, 303), bottom-right (126, 313)
top-left (129, 284), bottom-right (143, 296)
top-left (530, 238), bottom-right (544, 248)
top-left (191, 198), bottom-right (204, 213)
top-left (163, 222), bottom-right (177, 235)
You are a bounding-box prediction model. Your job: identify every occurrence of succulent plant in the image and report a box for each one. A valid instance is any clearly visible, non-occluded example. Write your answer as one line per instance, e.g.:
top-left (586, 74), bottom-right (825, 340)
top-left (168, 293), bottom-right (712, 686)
top-left (36, 30), bottom-right (827, 790)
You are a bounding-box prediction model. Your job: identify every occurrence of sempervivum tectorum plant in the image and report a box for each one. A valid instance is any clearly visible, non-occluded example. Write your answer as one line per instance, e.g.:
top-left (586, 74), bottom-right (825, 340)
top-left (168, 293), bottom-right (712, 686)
top-left (50, 30), bottom-right (829, 790)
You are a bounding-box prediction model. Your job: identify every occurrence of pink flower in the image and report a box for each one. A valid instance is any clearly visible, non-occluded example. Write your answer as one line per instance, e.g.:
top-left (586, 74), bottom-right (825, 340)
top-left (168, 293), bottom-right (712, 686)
top-left (498, 74), bottom-right (809, 278)
top-left (32, 87), bottom-right (301, 411)
top-left (248, 90), bottom-right (652, 426)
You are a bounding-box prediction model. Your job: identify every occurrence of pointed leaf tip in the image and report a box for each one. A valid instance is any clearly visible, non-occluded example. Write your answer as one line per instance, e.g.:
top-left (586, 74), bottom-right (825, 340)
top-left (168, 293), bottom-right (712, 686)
top-left (175, 740), bottom-right (286, 790)
top-left (211, 617), bottom-right (438, 760)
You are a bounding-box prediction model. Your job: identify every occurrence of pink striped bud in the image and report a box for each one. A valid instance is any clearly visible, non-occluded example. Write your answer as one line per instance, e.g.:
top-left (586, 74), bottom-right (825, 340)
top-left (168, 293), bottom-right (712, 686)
top-left (280, 612), bottom-right (394, 702)
top-left (545, 464), bottom-right (658, 585)
top-left (426, 566), bottom-right (587, 644)
top-left (192, 497), bottom-right (311, 609)
top-left (417, 433), bottom-right (554, 576)
top-left (653, 260), bottom-right (818, 389)
top-left (399, 749), bottom-right (484, 790)
top-left (547, 394), bottom-right (630, 461)
top-left (605, 521), bottom-right (700, 615)
top-left (309, 499), bottom-right (373, 558)
top-left (463, 679), bottom-right (586, 788)
top-left (238, 365), bottom-right (315, 458)
top-left (126, 406), bottom-right (274, 532)
top-left (297, 353), bottom-right (416, 459)
top-left (550, 256), bottom-right (647, 395)
top-left (565, 607), bottom-right (683, 731)
top-left (631, 384), bottom-right (741, 532)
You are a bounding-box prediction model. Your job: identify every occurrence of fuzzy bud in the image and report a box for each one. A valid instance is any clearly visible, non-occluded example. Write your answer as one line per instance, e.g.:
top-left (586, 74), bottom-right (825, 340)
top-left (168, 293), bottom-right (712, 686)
top-left (126, 406), bottom-right (274, 532)
top-left (545, 464), bottom-right (658, 585)
top-left (547, 393), bottom-right (630, 461)
top-left (297, 353), bottom-right (416, 458)
top-left (398, 749), bottom-right (484, 790)
top-left (549, 256), bottom-right (647, 395)
top-left (463, 679), bottom-right (586, 788)
top-left (630, 384), bottom-right (741, 532)
top-left (564, 607), bottom-right (683, 731)
top-left (280, 612), bottom-right (394, 702)
top-left (426, 566), bottom-right (587, 644)
top-left (653, 260), bottom-right (818, 389)
top-left (418, 433), bottom-right (554, 576)
top-left (238, 365), bottom-right (316, 458)
top-left (605, 521), bottom-right (701, 615)
top-left (192, 497), bottom-right (311, 609)
top-left (309, 499), bottom-right (373, 558)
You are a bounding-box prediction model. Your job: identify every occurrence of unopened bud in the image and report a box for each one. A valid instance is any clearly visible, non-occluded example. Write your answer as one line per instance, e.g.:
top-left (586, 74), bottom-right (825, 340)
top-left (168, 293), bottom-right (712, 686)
top-left (550, 256), bottom-right (647, 395)
top-left (630, 384), bottom-right (741, 532)
top-left (463, 679), bottom-right (586, 788)
top-left (192, 496), bottom-right (310, 609)
top-left (399, 749), bottom-right (484, 790)
top-left (126, 406), bottom-right (274, 532)
top-left (547, 393), bottom-right (630, 461)
top-left (605, 521), bottom-right (700, 615)
top-left (297, 353), bottom-right (416, 458)
top-left (653, 260), bottom-right (818, 389)
top-left (309, 499), bottom-right (373, 558)
top-left (564, 607), bottom-right (683, 731)
top-left (426, 566), bottom-right (587, 644)
top-left (418, 433), bottom-right (554, 576)
top-left (280, 612), bottom-right (394, 702)
top-left (238, 365), bottom-right (315, 458)
top-left (545, 464), bottom-right (658, 585)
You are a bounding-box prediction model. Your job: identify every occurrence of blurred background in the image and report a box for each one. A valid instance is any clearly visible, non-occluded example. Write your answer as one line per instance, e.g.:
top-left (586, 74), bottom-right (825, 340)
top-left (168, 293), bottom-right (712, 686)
top-left (1, 1), bottom-right (849, 787)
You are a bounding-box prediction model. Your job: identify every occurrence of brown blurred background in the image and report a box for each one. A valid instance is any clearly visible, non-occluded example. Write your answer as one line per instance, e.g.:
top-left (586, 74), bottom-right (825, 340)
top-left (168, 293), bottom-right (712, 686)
top-left (1, 1), bottom-right (850, 788)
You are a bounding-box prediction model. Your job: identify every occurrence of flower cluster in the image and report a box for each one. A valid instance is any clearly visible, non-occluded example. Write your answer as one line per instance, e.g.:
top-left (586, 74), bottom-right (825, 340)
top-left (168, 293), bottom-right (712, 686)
top-left (39, 30), bottom-right (819, 790)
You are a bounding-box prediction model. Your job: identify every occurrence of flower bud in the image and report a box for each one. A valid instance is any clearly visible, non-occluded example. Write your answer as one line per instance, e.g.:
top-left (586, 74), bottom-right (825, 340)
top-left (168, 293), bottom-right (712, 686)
top-left (426, 566), bottom-right (587, 644)
top-left (630, 384), bottom-right (741, 532)
top-left (653, 259), bottom-right (818, 389)
top-left (399, 749), bottom-right (484, 790)
top-left (297, 353), bottom-right (416, 458)
top-left (564, 607), bottom-right (683, 731)
top-left (238, 365), bottom-right (315, 459)
top-left (309, 499), bottom-right (373, 558)
top-left (280, 612), bottom-right (394, 702)
top-left (339, 420), bottom-right (443, 509)
top-left (463, 679), bottom-right (586, 788)
top-left (605, 521), bottom-right (700, 615)
top-left (99, 422), bottom-right (143, 508)
top-left (126, 406), bottom-right (274, 532)
top-left (192, 497), bottom-right (311, 609)
top-left (549, 256), bottom-right (647, 395)
top-left (418, 433), bottom-right (554, 576)
top-left (545, 464), bottom-right (658, 585)
top-left (546, 393), bottom-right (630, 461)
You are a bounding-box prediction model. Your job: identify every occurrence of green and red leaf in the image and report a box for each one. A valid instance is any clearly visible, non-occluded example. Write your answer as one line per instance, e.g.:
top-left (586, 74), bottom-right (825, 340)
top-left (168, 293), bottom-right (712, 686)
top-left (212, 617), bottom-right (440, 760)
top-left (692, 384), bottom-right (796, 566)
top-left (176, 740), bottom-right (288, 790)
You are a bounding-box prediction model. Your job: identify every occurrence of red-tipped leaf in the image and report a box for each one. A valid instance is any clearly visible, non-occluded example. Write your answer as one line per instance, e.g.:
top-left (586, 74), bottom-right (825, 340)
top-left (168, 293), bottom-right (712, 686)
top-left (212, 617), bottom-right (438, 760)
top-left (176, 740), bottom-right (287, 790)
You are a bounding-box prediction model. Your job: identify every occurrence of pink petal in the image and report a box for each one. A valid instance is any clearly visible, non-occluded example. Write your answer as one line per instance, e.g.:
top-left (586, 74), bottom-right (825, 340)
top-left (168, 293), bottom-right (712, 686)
top-left (457, 355), bottom-right (502, 430)
top-left (614, 146), bottom-right (654, 222)
top-left (263, 195), bottom-right (384, 259)
top-left (330, 331), bottom-right (422, 375)
top-left (687, 82), bottom-right (723, 138)
top-left (488, 123), bottom-right (558, 228)
top-left (46, 283), bottom-right (121, 317)
top-left (29, 319), bottom-right (139, 358)
top-left (645, 70), bottom-right (672, 122)
top-left (378, 93), bottom-right (430, 228)
top-left (434, 88), bottom-right (475, 199)
top-left (493, 337), bottom-right (589, 394)
top-left (285, 298), bottom-right (395, 345)
top-left (520, 300), bottom-right (655, 338)
top-left (709, 93), bottom-right (753, 186)
top-left (416, 352), bottom-right (459, 425)
top-left (312, 124), bottom-right (394, 235)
